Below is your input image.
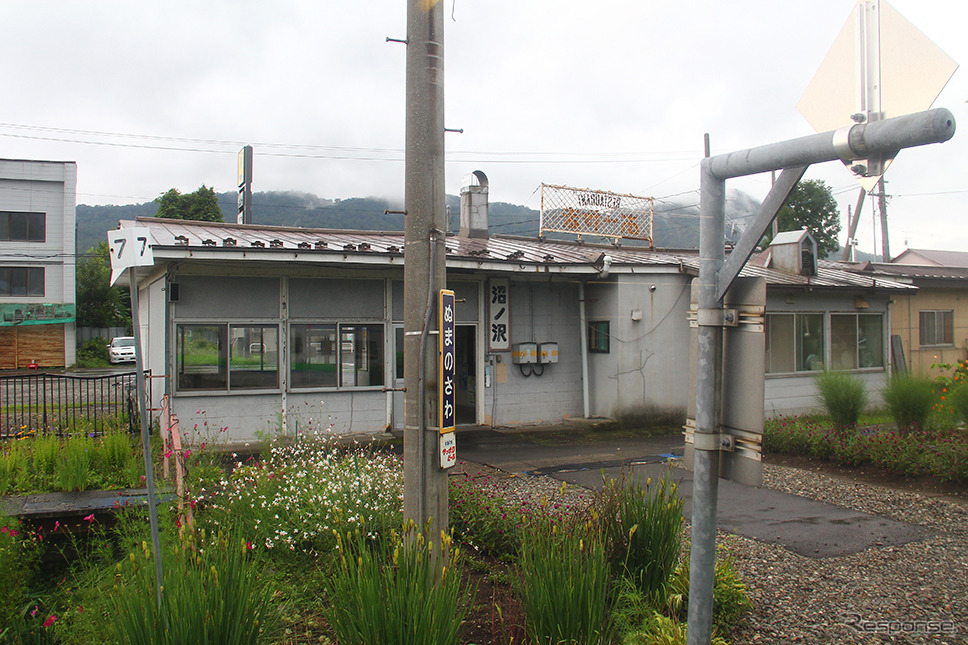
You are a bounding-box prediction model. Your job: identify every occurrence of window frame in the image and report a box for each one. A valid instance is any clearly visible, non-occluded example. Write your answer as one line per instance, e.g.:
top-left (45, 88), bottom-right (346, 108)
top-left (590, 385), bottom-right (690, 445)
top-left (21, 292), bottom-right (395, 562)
top-left (288, 320), bottom-right (387, 391)
top-left (0, 267), bottom-right (45, 297)
top-left (765, 312), bottom-right (826, 375)
top-left (588, 320), bottom-right (610, 353)
top-left (0, 212), bottom-right (46, 243)
top-left (919, 310), bottom-right (954, 347)
top-left (830, 312), bottom-right (884, 370)
top-left (175, 322), bottom-right (281, 394)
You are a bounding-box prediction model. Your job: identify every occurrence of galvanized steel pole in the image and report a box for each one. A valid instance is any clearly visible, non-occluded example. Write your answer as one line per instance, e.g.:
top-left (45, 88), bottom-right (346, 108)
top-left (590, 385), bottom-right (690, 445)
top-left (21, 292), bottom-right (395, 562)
top-left (403, 0), bottom-right (448, 535)
top-left (687, 107), bottom-right (954, 645)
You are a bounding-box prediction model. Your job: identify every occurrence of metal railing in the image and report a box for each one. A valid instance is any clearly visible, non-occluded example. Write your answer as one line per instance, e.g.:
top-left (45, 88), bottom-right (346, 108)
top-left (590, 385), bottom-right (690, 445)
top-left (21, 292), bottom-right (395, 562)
top-left (0, 371), bottom-right (151, 439)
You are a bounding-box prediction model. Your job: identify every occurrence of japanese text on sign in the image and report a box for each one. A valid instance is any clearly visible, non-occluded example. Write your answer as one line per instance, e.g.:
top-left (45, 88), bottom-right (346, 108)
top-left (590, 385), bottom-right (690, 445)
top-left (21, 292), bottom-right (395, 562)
top-left (439, 289), bottom-right (456, 434)
top-left (488, 278), bottom-right (510, 352)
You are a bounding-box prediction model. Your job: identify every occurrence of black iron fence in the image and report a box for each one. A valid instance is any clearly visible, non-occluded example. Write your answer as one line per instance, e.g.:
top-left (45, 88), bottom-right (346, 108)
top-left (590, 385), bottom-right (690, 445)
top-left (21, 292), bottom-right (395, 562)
top-left (0, 371), bottom-right (151, 439)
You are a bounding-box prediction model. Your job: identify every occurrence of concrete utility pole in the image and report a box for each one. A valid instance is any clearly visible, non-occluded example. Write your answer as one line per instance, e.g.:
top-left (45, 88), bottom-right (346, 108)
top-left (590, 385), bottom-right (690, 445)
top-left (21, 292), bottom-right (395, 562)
top-left (688, 107), bottom-right (954, 645)
top-left (877, 177), bottom-right (890, 261)
top-left (403, 0), bottom-right (448, 534)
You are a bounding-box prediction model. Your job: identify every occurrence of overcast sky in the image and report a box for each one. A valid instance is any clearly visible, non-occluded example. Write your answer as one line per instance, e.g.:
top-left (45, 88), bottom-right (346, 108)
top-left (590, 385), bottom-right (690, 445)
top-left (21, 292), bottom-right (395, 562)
top-left (2, 0), bottom-right (965, 257)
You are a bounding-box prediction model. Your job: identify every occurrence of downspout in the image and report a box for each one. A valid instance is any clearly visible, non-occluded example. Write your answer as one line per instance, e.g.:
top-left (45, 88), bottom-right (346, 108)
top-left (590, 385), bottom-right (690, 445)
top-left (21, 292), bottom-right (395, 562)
top-left (579, 281), bottom-right (590, 418)
top-left (886, 297), bottom-right (893, 377)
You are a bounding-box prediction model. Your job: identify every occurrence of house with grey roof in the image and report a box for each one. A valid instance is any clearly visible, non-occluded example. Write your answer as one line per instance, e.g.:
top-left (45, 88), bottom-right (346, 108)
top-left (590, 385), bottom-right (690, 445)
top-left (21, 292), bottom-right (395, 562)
top-left (117, 175), bottom-right (913, 444)
top-left (855, 248), bottom-right (968, 376)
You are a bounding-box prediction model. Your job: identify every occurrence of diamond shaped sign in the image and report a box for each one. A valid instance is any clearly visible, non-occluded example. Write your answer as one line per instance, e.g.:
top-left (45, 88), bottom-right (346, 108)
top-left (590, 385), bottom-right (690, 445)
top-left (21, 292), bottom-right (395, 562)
top-left (798, 1), bottom-right (958, 190)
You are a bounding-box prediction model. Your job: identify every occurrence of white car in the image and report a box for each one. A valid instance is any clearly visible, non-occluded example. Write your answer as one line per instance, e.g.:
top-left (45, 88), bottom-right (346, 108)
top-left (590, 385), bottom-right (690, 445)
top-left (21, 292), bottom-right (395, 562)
top-left (108, 336), bottom-right (137, 364)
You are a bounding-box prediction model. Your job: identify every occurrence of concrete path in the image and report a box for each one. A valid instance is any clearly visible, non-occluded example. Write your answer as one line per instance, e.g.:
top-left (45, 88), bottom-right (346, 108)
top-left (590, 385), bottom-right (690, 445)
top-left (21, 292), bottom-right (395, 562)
top-left (454, 426), bottom-right (926, 558)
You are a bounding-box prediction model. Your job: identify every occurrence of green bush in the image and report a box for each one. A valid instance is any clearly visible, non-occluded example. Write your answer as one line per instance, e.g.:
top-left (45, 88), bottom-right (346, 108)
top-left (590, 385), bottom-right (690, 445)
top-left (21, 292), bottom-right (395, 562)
top-left (595, 474), bottom-right (683, 599)
top-left (517, 512), bottom-right (610, 645)
top-left (948, 384), bottom-right (968, 426)
top-left (814, 370), bottom-right (867, 430)
top-left (882, 373), bottom-right (936, 432)
top-left (323, 521), bottom-right (472, 645)
top-left (449, 472), bottom-right (524, 557)
top-left (76, 337), bottom-right (110, 367)
top-left (0, 513), bottom-right (40, 631)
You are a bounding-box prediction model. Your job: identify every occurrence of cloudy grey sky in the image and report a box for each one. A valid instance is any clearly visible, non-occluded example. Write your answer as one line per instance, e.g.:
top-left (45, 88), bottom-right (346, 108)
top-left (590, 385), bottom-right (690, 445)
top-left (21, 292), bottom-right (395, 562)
top-left (2, 0), bottom-right (965, 256)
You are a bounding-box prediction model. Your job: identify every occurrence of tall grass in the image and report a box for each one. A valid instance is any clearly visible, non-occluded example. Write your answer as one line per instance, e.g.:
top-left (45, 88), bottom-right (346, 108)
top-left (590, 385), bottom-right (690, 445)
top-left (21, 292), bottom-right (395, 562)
top-left (882, 373), bottom-right (936, 432)
top-left (323, 521), bottom-right (472, 645)
top-left (31, 434), bottom-right (61, 484)
top-left (0, 443), bottom-right (28, 495)
top-left (814, 370), bottom-right (867, 430)
top-left (111, 526), bottom-right (273, 645)
top-left (517, 512), bottom-right (611, 645)
top-left (596, 474), bottom-right (683, 598)
top-left (56, 434), bottom-right (91, 492)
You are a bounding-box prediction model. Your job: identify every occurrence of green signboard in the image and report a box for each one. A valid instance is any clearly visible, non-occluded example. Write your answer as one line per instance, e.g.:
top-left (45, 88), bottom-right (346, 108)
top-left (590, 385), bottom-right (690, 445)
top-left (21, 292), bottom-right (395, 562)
top-left (0, 303), bottom-right (76, 327)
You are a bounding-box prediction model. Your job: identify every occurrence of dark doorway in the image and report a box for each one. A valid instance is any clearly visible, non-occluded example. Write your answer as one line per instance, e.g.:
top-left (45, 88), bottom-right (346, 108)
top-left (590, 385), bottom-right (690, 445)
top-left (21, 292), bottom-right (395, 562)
top-left (455, 325), bottom-right (477, 425)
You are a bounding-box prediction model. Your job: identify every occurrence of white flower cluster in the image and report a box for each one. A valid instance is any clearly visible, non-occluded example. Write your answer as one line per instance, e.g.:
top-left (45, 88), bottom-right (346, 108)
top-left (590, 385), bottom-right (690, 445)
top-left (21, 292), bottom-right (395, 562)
top-left (210, 433), bottom-right (404, 552)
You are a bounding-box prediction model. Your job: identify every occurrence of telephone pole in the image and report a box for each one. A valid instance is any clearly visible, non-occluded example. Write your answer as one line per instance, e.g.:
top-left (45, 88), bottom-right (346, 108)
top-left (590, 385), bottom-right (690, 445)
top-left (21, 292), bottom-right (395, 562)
top-left (876, 177), bottom-right (891, 261)
top-left (403, 0), bottom-right (448, 534)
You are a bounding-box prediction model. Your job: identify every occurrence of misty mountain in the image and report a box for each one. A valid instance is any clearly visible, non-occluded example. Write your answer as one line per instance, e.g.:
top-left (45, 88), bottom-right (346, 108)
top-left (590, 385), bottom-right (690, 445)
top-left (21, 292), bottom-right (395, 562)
top-left (76, 189), bottom-right (762, 255)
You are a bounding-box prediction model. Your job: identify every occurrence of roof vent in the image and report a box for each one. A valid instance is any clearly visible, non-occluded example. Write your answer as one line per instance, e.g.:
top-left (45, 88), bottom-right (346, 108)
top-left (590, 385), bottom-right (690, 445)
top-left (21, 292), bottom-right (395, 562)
top-left (174, 235), bottom-right (189, 246)
top-left (358, 242), bottom-right (371, 251)
top-left (459, 170), bottom-right (489, 239)
top-left (251, 241), bottom-right (265, 248)
top-left (343, 243), bottom-right (356, 251)
top-left (315, 240), bottom-right (328, 249)
top-left (202, 239), bottom-right (216, 247)
top-left (768, 230), bottom-right (817, 277)
top-left (297, 242), bottom-right (311, 250)
top-left (223, 238), bottom-right (237, 247)
top-left (270, 239), bottom-right (284, 248)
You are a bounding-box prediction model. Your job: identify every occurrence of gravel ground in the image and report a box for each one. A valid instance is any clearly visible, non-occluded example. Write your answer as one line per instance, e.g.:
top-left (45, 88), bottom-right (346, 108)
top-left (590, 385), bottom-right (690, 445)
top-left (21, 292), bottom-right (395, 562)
top-left (453, 460), bottom-right (968, 644)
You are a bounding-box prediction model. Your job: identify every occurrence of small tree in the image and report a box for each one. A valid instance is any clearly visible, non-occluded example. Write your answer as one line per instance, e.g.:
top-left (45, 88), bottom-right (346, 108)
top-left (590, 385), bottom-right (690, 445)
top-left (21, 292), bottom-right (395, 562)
top-left (155, 185), bottom-right (224, 222)
top-left (764, 179), bottom-right (842, 257)
top-left (76, 242), bottom-right (130, 329)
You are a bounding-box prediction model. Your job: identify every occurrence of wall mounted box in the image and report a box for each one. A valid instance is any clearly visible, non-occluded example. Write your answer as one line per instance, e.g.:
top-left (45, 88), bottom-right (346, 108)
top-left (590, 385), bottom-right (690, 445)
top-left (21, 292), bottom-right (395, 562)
top-left (511, 342), bottom-right (537, 364)
top-left (537, 342), bottom-right (559, 364)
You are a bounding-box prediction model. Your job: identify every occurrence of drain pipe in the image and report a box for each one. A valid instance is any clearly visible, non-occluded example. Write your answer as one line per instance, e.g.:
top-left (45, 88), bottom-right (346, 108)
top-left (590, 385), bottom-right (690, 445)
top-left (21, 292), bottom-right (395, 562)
top-left (579, 281), bottom-right (590, 418)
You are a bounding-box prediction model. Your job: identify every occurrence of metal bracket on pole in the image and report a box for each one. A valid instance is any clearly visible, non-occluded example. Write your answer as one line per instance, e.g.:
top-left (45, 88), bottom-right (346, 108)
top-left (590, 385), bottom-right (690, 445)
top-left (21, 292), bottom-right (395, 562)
top-left (695, 308), bottom-right (738, 327)
top-left (691, 431), bottom-right (735, 452)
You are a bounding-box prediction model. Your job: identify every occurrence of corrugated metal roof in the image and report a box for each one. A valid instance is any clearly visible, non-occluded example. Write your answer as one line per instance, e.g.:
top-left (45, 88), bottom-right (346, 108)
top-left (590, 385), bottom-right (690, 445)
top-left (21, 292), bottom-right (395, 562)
top-left (862, 262), bottom-right (968, 281)
top-left (123, 218), bottom-right (914, 290)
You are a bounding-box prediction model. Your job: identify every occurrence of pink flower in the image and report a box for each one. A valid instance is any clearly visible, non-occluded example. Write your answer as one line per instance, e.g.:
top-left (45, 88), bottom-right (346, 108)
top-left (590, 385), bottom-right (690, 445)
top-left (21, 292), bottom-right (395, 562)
top-left (163, 449), bottom-right (173, 459)
top-left (30, 606), bottom-right (38, 618)
top-left (246, 541), bottom-right (254, 550)
top-left (43, 615), bottom-right (57, 628)
top-left (53, 521), bottom-right (60, 532)
top-left (83, 514), bottom-right (95, 523)
top-left (0, 526), bottom-right (6, 534)
top-left (183, 449), bottom-right (192, 458)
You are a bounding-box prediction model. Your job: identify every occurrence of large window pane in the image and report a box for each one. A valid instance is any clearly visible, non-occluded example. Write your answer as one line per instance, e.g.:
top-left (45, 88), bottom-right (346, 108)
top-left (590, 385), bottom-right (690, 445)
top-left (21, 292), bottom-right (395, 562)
top-left (177, 325), bottom-right (227, 390)
top-left (26, 268), bottom-right (44, 296)
top-left (290, 324), bottom-right (338, 388)
top-left (340, 324), bottom-right (385, 387)
top-left (766, 314), bottom-right (794, 373)
top-left (830, 315), bottom-right (858, 370)
top-left (858, 314), bottom-right (884, 368)
top-left (230, 325), bottom-right (278, 389)
top-left (797, 314), bottom-right (824, 372)
top-left (28, 213), bottom-right (46, 242)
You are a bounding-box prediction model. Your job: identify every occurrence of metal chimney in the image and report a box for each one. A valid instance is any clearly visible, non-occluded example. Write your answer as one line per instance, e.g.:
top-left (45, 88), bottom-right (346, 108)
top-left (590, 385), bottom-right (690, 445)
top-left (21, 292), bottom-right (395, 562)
top-left (459, 170), bottom-right (489, 238)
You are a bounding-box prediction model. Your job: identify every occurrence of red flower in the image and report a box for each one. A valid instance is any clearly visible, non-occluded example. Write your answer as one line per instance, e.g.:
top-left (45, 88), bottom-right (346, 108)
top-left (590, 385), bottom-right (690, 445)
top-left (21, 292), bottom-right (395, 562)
top-left (83, 514), bottom-right (95, 523)
top-left (43, 615), bottom-right (57, 628)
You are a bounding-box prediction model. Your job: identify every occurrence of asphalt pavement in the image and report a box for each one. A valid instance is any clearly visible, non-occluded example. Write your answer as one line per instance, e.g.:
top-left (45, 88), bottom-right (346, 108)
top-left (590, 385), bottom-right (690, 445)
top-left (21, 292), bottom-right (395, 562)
top-left (454, 425), bottom-right (926, 558)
